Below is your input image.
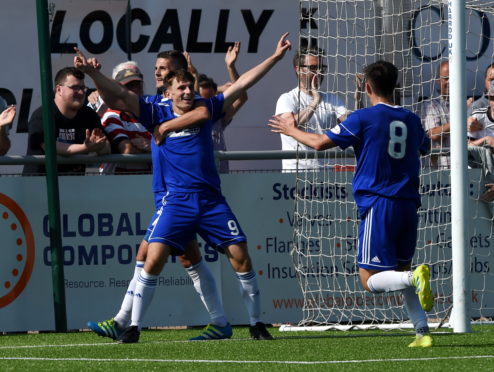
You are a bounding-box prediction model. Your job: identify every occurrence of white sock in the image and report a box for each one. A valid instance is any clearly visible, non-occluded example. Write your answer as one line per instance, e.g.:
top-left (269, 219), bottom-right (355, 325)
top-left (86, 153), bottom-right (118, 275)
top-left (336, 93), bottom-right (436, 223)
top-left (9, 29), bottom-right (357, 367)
top-left (236, 271), bottom-right (261, 326)
top-left (130, 270), bottom-right (158, 328)
top-left (367, 271), bottom-right (412, 293)
top-left (186, 259), bottom-right (228, 327)
top-left (114, 261), bottom-right (144, 327)
top-left (402, 287), bottom-right (429, 335)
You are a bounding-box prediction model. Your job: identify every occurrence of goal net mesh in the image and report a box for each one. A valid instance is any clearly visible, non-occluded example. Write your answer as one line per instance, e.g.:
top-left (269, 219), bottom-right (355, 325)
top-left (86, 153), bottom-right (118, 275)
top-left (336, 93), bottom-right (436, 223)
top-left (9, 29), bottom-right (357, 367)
top-left (290, 0), bottom-right (494, 330)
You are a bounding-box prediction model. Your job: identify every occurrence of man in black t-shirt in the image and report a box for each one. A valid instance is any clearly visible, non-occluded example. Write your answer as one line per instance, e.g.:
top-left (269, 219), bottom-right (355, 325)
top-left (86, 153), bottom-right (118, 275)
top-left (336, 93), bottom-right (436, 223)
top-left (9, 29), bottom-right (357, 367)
top-left (23, 67), bottom-right (110, 175)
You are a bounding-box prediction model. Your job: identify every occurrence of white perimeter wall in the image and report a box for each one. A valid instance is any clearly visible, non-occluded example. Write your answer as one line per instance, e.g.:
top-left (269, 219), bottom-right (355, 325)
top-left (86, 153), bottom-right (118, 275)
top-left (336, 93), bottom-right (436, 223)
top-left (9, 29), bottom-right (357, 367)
top-left (0, 171), bottom-right (492, 332)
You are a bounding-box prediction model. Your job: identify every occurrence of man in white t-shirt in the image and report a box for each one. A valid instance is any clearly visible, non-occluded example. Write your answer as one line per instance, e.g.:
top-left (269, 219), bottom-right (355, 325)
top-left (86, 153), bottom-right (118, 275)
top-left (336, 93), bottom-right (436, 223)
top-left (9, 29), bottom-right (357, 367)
top-left (275, 47), bottom-right (348, 171)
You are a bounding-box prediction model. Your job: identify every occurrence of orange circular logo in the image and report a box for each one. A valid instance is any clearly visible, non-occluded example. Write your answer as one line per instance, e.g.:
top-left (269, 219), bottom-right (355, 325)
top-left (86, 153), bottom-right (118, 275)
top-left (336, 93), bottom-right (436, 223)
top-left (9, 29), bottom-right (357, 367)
top-left (0, 193), bottom-right (35, 308)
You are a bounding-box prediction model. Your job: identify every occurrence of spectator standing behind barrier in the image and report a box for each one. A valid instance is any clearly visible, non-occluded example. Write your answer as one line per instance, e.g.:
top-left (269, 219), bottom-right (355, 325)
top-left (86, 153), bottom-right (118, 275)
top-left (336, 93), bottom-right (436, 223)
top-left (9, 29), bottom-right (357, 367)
top-left (100, 61), bottom-right (151, 174)
top-left (23, 67), bottom-right (110, 175)
top-left (467, 81), bottom-right (494, 146)
top-left (468, 63), bottom-right (494, 116)
top-left (419, 61), bottom-right (451, 169)
top-left (0, 97), bottom-right (15, 155)
top-left (275, 47), bottom-right (348, 172)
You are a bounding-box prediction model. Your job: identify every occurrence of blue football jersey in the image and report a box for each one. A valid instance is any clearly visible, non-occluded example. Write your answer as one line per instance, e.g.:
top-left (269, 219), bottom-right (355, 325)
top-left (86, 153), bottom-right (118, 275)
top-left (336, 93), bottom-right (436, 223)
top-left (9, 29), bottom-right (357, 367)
top-left (138, 94), bottom-right (174, 194)
top-left (138, 95), bottom-right (174, 133)
top-left (157, 93), bottom-right (225, 193)
top-left (143, 93), bottom-right (167, 105)
top-left (326, 103), bottom-right (430, 216)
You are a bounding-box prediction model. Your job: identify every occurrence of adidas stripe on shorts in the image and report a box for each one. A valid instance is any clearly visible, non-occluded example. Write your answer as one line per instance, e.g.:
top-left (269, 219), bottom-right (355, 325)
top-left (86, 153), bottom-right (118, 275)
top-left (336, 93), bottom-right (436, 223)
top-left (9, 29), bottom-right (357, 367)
top-left (358, 197), bottom-right (418, 270)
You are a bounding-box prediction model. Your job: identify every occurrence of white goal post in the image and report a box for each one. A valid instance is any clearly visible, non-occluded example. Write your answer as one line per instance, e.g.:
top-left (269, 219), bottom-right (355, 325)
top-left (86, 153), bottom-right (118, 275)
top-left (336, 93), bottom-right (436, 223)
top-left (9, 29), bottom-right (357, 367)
top-left (281, 0), bottom-right (494, 333)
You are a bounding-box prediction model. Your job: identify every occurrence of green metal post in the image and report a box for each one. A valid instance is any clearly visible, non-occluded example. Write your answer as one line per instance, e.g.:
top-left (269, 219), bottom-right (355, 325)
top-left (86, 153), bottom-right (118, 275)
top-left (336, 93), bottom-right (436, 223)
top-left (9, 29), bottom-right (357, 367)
top-left (35, 0), bottom-right (67, 332)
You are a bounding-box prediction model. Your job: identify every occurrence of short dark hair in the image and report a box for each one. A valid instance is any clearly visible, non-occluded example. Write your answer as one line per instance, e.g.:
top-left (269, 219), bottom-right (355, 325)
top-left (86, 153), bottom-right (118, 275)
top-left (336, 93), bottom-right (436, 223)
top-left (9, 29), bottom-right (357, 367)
top-left (363, 60), bottom-right (398, 98)
top-left (292, 47), bottom-right (325, 68)
top-left (54, 67), bottom-right (84, 86)
top-left (198, 74), bottom-right (217, 91)
top-left (156, 50), bottom-right (187, 70)
top-left (163, 69), bottom-right (195, 90)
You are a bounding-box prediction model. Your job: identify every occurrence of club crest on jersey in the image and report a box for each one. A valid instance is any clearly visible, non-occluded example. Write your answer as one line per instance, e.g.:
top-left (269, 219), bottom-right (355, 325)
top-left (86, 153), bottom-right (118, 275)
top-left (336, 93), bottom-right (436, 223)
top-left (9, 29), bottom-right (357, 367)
top-left (331, 125), bottom-right (341, 135)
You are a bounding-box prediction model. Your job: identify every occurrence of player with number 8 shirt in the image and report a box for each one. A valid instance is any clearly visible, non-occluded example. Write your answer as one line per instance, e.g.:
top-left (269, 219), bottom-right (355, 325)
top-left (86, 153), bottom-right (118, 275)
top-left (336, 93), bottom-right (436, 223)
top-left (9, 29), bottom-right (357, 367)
top-left (268, 60), bottom-right (435, 348)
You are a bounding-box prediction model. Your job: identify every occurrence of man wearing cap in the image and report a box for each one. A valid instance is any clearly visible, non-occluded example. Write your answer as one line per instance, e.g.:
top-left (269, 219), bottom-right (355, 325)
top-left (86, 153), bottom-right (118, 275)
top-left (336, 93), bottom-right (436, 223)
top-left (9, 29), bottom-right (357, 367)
top-left (100, 61), bottom-right (151, 174)
top-left (23, 66), bottom-right (110, 175)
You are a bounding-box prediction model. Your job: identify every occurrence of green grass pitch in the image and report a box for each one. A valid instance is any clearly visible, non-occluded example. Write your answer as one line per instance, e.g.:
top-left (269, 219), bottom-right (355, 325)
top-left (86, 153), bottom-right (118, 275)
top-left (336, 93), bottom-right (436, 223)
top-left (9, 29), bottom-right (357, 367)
top-left (1, 324), bottom-right (494, 371)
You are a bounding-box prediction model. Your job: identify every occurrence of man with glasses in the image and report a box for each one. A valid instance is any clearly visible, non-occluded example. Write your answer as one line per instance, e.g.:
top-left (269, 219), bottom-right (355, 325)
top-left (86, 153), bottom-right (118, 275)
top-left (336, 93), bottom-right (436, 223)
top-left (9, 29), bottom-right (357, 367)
top-left (23, 67), bottom-right (110, 175)
top-left (275, 47), bottom-right (349, 172)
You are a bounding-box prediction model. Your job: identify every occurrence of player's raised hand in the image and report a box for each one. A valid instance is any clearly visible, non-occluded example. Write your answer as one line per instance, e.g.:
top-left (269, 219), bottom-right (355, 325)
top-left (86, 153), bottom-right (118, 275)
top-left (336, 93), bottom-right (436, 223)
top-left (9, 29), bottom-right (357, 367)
top-left (273, 33), bottom-right (291, 60)
top-left (268, 113), bottom-right (298, 135)
top-left (225, 42), bottom-right (240, 67)
top-left (74, 47), bottom-right (101, 73)
top-left (183, 51), bottom-right (196, 74)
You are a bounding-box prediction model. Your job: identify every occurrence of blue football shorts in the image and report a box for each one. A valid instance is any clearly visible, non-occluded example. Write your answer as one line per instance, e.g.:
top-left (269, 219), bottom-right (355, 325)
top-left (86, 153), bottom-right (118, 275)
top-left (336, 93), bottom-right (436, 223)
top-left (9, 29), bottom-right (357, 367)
top-left (143, 191), bottom-right (167, 242)
top-left (357, 197), bottom-right (418, 270)
top-left (147, 191), bottom-right (247, 254)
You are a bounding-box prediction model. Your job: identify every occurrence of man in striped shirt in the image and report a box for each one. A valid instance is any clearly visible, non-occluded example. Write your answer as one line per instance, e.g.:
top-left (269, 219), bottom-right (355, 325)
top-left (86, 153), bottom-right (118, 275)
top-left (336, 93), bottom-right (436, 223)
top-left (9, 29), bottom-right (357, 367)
top-left (100, 62), bottom-right (151, 174)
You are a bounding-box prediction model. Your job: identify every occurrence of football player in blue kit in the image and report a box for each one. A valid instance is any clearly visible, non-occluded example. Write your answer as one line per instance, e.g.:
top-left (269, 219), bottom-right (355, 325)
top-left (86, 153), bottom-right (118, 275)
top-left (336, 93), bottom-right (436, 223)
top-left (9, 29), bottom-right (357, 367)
top-left (79, 50), bottom-right (230, 342)
top-left (75, 33), bottom-right (291, 343)
top-left (268, 60), bottom-right (434, 348)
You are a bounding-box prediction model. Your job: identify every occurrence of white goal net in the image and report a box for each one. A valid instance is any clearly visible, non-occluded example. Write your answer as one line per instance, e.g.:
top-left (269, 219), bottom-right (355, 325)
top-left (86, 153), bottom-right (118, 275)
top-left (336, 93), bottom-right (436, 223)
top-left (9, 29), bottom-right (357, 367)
top-left (286, 0), bottom-right (494, 331)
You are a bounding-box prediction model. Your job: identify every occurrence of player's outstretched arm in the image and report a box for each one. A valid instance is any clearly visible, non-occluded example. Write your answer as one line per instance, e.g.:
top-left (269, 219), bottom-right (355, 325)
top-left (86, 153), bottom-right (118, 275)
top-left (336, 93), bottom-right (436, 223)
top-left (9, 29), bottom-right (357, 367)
top-left (268, 113), bottom-right (335, 151)
top-left (74, 47), bottom-right (140, 116)
top-left (183, 51), bottom-right (200, 93)
top-left (222, 33), bottom-right (291, 109)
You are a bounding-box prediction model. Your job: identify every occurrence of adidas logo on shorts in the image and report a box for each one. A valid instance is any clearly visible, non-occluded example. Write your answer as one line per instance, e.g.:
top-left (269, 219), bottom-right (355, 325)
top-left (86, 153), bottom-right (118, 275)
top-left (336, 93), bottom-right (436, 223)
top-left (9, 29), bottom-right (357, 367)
top-left (371, 256), bottom-right (381, 263)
